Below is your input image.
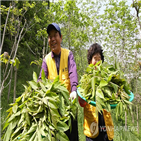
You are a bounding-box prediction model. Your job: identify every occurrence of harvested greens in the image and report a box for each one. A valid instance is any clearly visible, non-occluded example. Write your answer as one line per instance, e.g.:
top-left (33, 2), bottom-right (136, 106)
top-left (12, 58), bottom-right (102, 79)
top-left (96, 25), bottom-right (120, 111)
top-left (78, 61), bottom-right (133, 116)
top-left (2, 71), bottom-right (77, 141)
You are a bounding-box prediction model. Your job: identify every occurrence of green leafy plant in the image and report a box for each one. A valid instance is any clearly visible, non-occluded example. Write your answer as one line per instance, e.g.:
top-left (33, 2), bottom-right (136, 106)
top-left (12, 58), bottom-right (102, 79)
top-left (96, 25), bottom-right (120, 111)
top-left (30, 58), bottom-right (43, 67)
top-left (78, 62), bottom-right (132, 118)
top-left (2, 71), bottom-right (77, 141)
top-left (0, 53), bottom-right (20, 69)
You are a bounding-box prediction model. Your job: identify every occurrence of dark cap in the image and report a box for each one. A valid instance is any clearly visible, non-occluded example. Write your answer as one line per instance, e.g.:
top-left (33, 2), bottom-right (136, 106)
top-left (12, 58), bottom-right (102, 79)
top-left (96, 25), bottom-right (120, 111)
top-left (47, 23), bottom-right (61, 36)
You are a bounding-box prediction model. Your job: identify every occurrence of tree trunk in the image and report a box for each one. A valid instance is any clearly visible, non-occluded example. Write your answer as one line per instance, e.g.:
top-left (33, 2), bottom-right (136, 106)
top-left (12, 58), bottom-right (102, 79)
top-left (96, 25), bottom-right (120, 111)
top-left (0, 3), bottom-right (11, 55)
top-left (125, 111), bottom-right (127, 130)
top-left (131, 110), bottom-right (134, 123)
top-left (46, 38), bottom-right (48, 54)
top-left (8, 65), bottom-right (13, 103)
top-left (0, 64), bottom-right (13, 96)
top-left (13, 66), bottom-right (17, 103)
top-left (68, 14), bottom-right (71, 50)
top-left (136, 106), bottom-right (139, 134)
top-left (133, 0), bottom-right (141, 30)
top-left (42, 37), bottom-right (45, 58)
top-left (0, 20), bottom-right (26, 96)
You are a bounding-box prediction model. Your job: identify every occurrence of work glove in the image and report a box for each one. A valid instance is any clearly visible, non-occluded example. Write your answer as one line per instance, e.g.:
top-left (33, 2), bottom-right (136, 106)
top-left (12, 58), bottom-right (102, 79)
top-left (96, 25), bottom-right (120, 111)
top-left (70, 91), bottom-right (77, 100)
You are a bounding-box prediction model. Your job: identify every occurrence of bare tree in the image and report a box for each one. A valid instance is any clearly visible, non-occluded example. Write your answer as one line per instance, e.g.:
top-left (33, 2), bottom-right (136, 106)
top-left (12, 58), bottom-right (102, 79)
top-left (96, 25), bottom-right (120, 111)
top-left (0, 4), bottom-right (11, 55)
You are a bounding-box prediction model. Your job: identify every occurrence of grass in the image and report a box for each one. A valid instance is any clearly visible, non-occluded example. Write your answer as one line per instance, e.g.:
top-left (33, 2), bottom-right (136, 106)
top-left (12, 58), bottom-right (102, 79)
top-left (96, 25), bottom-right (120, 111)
top-left (77, 102), bottom-right (86, 141)
top-left (111, 108), bottom-right (141, 141)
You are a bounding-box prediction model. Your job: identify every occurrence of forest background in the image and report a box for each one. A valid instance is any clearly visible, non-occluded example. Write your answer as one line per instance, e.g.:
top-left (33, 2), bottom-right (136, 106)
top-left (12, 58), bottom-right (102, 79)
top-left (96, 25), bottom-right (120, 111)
top-left (1, 0), bottom-right (141, 140)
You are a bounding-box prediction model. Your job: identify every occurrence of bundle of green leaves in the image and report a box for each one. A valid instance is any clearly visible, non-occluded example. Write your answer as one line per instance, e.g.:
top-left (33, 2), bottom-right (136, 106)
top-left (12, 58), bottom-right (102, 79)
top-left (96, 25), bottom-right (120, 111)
top-left (2, 71), bottom-right (77, 141)
top-left (78, 61), bottom-right (132, 117)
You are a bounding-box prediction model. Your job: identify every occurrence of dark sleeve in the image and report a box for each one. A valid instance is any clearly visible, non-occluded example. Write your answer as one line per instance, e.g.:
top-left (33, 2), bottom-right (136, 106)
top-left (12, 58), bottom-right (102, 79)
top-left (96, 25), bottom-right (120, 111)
top-left (68, 51), bottom-right (78, 92)
top-left (38, 58), bottom-right (48, 81)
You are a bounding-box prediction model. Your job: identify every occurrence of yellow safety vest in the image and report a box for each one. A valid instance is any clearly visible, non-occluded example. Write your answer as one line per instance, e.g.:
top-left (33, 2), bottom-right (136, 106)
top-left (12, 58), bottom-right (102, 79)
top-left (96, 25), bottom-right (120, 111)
top-left (45, 48), bottom-right (71, 93)
top-left (84, 103), bottom-right (114, 140)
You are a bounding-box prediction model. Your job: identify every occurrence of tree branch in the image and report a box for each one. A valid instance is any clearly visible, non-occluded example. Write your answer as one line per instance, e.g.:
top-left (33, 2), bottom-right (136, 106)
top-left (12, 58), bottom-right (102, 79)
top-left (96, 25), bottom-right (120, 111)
top-left (0, 3), bottom-right (11, 55)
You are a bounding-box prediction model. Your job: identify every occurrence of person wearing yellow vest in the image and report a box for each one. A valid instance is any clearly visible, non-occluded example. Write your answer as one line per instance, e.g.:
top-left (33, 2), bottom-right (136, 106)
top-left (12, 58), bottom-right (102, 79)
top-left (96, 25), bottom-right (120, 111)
top-left (38, 23), bottom-right (78, 141)
top-left (78, 43), bottom-right (114, 141)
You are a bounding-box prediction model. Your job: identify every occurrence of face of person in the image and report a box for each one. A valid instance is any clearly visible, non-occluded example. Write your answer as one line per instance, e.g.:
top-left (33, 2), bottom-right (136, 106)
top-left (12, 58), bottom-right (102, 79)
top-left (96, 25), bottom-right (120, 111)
top-left (48, 29), bottom-right (62, 55)
top-left (90, 53), bottom-right (101, 65)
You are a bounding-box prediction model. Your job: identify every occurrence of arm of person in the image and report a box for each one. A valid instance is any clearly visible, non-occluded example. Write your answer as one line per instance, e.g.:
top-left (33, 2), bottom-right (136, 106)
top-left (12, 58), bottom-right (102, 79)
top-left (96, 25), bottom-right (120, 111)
top-left (38, 58), bottom-right (48, 81)
top-left (68, 51), bottom-right (78, 99)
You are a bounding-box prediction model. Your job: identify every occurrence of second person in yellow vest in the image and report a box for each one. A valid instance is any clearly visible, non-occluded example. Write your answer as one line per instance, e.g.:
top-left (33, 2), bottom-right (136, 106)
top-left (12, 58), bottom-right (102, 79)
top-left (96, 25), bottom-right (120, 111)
top-left (78, 43), bottom-right (114, 141)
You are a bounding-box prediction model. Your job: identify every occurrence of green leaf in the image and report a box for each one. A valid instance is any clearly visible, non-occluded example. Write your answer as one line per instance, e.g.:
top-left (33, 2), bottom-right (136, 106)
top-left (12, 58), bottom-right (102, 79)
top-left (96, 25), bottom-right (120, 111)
top-left (8, 111), bottom-right (20, 122)
top-left (56, 131), bottom-right (69, 141)
top-left (96, 88), bottom-right (104, 99)
top-left (14, 57), bottom-right (20, 69)
top-left (33, 71), bottom-right (38, 82)
top-left (39, 126), bottom-right (46, 137)
top-left (3, 120), bottom-right (9, 130)
top-left (49, 123), bottom-right (55, 131)
top-left (15, 96), bottom-right (21, 103)
top-left (37, 127), bottom-right (42, 141)
top-left (12, 104), bottom-right (18, 113)
top-left (59, 96), bottom-right (65, 116)
top-left (26, 112), bottom-right (30, 126)
top-left (119, 102), bottom-right (123, 115)
top-left (96, 96), bottom-right (106, 107)
top-left (104, 103), bottom-right (111, 113)
top-left (8, 114), bottom-right (15, 122)
top-left (68, 116), bottom-right (71, 130)
top-left (123, 84), bottom-right (130, 95)
top-left (29, 131), bottom-right (36, 141)
top-left (42, 97), bottom-right (48, 105)
top-left (107, 73), bottom-right (113, 82)
top-left (110, 82), bottom-right (118, 93)
top-left (12, 117), bottom-right (19, 129)
top-left (91, 75), bottom-right (95, 99)
top-left (3, 123), bottom-right (12, 141)
top-left (12, 126), bottom-right (22, 137)
top-left (50, 108), bottom-right (60, 117)
top-left (41, 69), bottom-right (46, 82)
top-left (46, 91), bottom-right (58, 97)
top-left (28, 124), bottom-right (37, 134)
top-left (57, 121), bottom-right (69, 132)
top-left (96, 102), bottom-right (103, 114)
top-left (6, 107), bottom-right (12, 113)
top-left (59, 89), bottom-right (69, 105)
top-left (102, 87), bottom-right (112, 97)
top-left (48, 101), bottom-right (58, 109)
top-left (99, 79), bottom-right (108, 87)
top-left (115, 102), bottom-right (120, 120)
top-left (48, 128), bottom-right (52, 141)
top-left (39, 81), bottom-right (47, 92)
top-left (18, 113), bottom-right (24, 126)
top-left (124, 99), bottom-right (132, 105)
top-left (28, 80), bottom-right (38, 90)
top-left (86, 64), bottom-right (94, 73)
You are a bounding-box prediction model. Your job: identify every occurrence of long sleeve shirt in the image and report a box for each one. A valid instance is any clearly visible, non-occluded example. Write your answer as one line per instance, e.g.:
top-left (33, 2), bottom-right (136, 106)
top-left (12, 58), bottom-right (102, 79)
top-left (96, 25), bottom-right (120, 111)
top-left (38, 50), bottom-right (78, 92)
